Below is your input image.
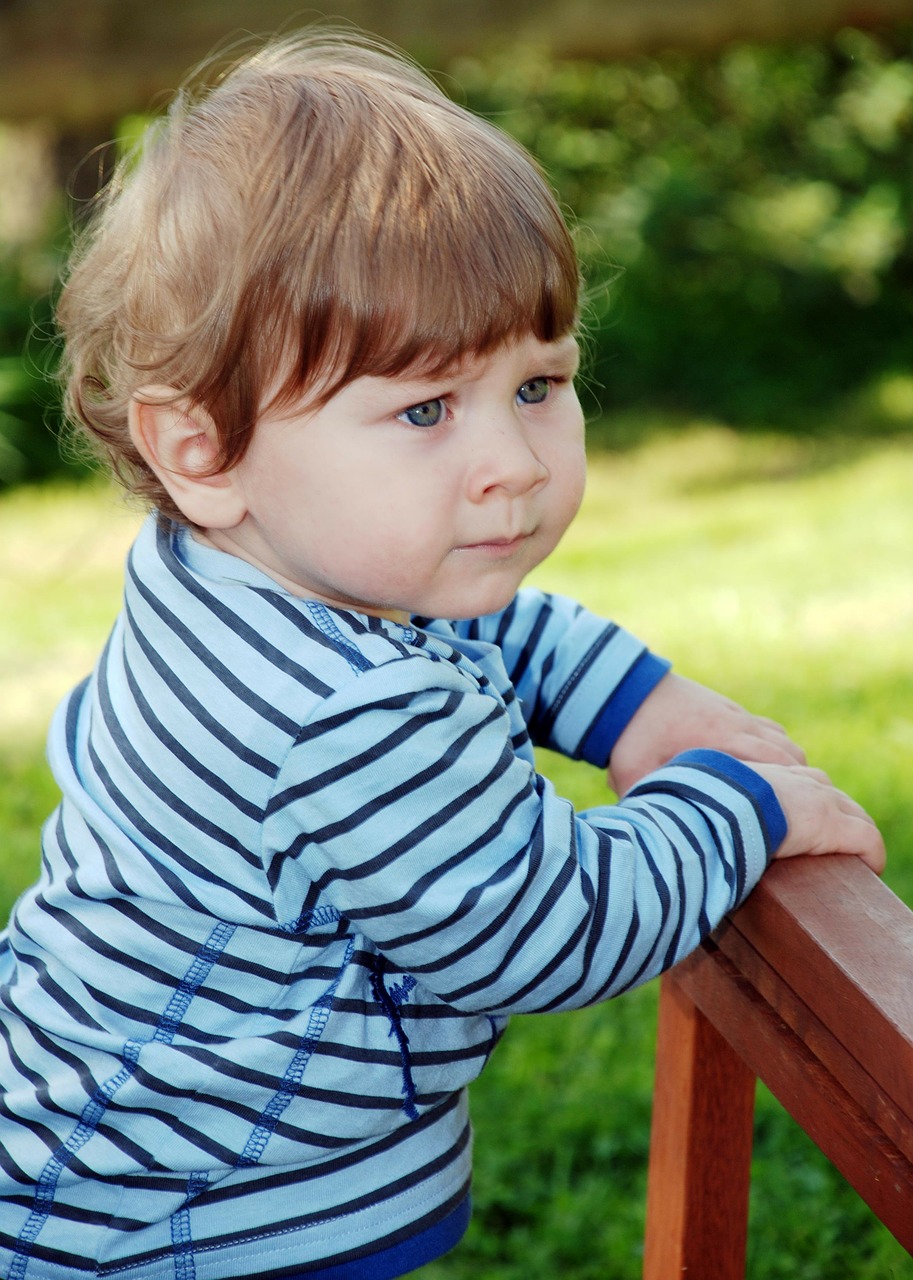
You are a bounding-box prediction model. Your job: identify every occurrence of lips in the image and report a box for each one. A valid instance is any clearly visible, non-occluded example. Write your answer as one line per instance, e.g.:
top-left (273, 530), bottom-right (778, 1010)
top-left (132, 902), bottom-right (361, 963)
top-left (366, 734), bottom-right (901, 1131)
top-left (458, 532), bottom-right (533, 554)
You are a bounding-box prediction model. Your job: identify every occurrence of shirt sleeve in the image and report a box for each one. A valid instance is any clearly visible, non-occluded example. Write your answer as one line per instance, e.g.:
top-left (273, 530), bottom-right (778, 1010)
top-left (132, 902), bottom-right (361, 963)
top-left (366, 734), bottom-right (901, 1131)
top-left (263, 656), bottom-right (785, 1018)
top-left (450, 589), bottom-right (671, 766)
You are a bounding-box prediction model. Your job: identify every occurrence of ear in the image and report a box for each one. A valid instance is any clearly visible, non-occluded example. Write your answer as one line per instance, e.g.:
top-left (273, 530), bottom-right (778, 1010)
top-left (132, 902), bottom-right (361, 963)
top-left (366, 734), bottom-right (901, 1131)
top-left (128, 387), bottom-right (248, 529)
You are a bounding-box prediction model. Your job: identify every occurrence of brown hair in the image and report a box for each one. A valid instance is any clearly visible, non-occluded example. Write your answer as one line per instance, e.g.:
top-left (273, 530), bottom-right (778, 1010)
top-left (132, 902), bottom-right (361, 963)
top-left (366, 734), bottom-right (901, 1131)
top-left (57, 30), bottom-right (582, 521)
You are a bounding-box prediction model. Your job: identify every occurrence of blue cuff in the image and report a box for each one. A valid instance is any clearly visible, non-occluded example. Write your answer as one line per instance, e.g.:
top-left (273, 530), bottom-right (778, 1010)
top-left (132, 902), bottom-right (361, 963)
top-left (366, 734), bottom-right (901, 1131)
top-left (671, 748), bottom-right (788, 855)
top-left (580, 650), bottom-right (672, 767)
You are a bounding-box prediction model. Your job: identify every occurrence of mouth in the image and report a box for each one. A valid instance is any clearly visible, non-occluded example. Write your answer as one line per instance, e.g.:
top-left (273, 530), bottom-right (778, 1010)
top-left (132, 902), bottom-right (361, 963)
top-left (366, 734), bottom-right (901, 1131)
top-left (458, 532), bottom-right (534, 556)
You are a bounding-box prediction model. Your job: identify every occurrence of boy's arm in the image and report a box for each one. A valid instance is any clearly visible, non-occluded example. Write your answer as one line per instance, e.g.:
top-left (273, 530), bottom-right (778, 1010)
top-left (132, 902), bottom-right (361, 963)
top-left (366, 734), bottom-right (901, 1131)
top-left (451, 589), bottom-right (671, 761)
top-left (268, 660), bottom-right (882, 1018)
top-left (455, 591), bottom-right (805, 782)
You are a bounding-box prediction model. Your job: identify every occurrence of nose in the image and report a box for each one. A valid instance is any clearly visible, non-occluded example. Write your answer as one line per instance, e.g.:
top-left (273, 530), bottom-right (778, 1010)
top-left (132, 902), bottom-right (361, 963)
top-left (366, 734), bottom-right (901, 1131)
top-left (467, 415), bottom-right (550, 502)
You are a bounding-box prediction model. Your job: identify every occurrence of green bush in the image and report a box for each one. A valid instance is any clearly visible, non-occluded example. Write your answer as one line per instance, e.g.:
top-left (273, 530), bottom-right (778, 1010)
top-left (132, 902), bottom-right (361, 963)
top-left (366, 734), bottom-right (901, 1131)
top-left (0, 251), bottom-right (67, 486)
top-left (454, 27), bottom-right (913, 428)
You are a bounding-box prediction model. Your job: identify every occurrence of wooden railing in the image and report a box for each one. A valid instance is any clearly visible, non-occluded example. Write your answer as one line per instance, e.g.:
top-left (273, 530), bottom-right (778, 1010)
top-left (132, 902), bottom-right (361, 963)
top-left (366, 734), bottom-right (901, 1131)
top-left (643, 854), bottom-right (913, 1278)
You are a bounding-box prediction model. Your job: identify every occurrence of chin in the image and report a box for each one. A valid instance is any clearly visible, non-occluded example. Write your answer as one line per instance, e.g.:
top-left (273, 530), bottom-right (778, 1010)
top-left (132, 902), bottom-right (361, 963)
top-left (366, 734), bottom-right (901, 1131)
top-left (442, 586), bottom-right (522, 622)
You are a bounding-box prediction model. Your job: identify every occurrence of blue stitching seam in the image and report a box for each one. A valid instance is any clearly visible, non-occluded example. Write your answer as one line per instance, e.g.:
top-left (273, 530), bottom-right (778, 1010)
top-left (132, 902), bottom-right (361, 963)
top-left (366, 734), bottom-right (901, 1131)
top-left (9, 921), bottom-right (236, 1280)
top-left (173, 1170), bottom-right (211, 1280)
top-left (284, 904), bottom-right (341, 934)
top-left (236, 937), bottom-right (355, 1168)
top-left (307, 603), bottom-right (373, 674)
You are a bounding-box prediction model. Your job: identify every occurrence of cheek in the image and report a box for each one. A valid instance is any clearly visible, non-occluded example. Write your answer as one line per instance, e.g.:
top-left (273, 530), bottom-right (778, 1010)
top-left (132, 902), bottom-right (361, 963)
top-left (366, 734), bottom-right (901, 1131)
top-left (552, 436), bottom-right (588, 523)
top-left (322, 492), bottom-right (417, 570)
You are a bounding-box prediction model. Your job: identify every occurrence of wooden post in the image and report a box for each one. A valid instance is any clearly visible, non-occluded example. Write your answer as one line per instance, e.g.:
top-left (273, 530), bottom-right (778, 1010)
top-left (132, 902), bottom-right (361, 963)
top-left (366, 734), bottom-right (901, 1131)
top-left (644, 856), bottom-right (913, 1277)
top-left (644, 972), bottom-right (756, 1280)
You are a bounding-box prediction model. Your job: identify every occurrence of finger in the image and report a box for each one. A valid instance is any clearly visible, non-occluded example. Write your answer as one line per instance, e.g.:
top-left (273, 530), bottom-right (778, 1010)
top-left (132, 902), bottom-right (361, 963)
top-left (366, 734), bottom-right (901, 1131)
top-left (734, 718), bottom-right (807, 765)
top-left (792, 764), bottom-right (833, 784)
top-left (755, 720), bottom-right (807, 764)
top-left (829, 821), bottom-right (886, 873)
top-left (755, 716), bottom-right (791, 735)
top-left (777, 737), bottom-right (807, 766)
top-left (807, 793), bottom-right (886, 871)
top-left (834, 791), bottom-right (880, 827)
top-left (737, 735), bottom-right (808, 767)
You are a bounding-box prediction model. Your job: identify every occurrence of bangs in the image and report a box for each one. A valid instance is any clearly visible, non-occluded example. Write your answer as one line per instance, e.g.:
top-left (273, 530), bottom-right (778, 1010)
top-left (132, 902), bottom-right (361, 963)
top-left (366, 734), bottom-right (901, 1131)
top-left (259, 79), bottom-right (582, 412)
top-left (319, 220), bottom-right (578, 396)
top-left (276, 232), bottom-right (580, 412)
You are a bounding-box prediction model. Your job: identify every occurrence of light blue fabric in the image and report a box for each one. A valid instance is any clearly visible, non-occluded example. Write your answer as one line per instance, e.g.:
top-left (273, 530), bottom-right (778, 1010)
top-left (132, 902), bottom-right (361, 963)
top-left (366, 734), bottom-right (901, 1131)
top-left (0, 515), bottom-right (783, 1278)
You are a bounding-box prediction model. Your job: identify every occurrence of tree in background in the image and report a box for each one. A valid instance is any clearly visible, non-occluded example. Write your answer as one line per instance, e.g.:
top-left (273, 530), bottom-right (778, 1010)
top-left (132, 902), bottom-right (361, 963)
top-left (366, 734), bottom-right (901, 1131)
top-left (456, 26), bottom-right (913, 429)
top-left (0, 122), bottom-right (65, 486)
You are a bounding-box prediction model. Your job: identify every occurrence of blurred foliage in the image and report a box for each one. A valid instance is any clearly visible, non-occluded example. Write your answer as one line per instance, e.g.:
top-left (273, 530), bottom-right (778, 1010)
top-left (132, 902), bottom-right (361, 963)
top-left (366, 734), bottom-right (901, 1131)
top-left (3, 26), bottom-right (913, 489)
top-left (454, 26), bottom-right (913, 429)
top-left (0, 114), bottom-right (68, 486)
top-left (0, 250), bottom-right (68, 488)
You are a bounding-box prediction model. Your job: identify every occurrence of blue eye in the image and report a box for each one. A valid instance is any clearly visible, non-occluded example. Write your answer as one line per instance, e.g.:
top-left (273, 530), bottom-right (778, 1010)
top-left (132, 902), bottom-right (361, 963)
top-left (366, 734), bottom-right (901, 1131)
top-left (398, 398), bottom-right (446, 428)
top-left (517, 378), bottom-right (550, 405)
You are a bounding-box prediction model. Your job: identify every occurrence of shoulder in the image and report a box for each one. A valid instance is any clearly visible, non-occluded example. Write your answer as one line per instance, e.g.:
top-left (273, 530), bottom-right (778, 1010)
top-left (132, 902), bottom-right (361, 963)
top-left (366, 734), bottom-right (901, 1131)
top-left (300, 608), bottom-right (508, 716)
top-left (127, 518), bottom-right (494, 704)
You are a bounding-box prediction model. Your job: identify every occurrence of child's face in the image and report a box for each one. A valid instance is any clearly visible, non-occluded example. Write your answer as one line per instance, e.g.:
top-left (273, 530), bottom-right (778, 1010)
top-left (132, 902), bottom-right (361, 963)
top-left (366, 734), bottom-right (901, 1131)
top-left (205, 333), bottom-right (586, 621)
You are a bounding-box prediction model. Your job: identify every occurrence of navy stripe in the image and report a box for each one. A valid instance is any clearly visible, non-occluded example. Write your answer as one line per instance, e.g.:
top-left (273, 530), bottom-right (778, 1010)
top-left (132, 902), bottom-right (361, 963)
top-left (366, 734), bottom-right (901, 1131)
top-left (238, 937), bottom-right (353, 1167)
top-left (95, 658), bottom-right (262, 866)
top-left (85, 739), bottom-right (273, 918)
top-left (500, 594), bottom-right (552, 688)
top-left (127, 605), bottom-right (279, 775)
top-left (121, 653), bottom-right (265, 820)
top-left (268, 688), bottom-right (465, 814)
top-left (152, 526), bottom-right (335, 698)
top-left (534, 625), bottom-right (618, 745)
top-left (128, 565), bottom-right (307, 736)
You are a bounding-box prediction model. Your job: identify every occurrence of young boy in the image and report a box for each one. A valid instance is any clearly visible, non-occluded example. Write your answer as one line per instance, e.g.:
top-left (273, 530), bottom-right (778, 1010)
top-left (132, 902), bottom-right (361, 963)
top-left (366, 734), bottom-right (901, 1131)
top-left (0, 32), bottom-right (883, 1280)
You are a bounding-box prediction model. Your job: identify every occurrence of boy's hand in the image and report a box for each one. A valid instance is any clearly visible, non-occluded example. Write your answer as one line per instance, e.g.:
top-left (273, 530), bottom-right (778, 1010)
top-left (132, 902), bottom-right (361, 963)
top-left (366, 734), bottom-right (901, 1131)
top-left (609, 672), bottom-right (805, 797)
top-left (748, 761), bottom-right (886, 874)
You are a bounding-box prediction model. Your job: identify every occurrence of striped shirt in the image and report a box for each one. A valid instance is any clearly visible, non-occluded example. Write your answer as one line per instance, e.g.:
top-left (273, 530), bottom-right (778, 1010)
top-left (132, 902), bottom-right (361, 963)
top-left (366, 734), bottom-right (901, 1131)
top-left (0, 515), bottom-right (785, 1279)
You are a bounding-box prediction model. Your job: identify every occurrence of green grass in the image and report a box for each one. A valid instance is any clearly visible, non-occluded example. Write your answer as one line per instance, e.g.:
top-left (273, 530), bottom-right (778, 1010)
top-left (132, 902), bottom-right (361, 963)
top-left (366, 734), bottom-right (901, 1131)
top-left (1, 426), bottom-right (912, 1278)
top-left (0, 479), bottom-right (140, 907)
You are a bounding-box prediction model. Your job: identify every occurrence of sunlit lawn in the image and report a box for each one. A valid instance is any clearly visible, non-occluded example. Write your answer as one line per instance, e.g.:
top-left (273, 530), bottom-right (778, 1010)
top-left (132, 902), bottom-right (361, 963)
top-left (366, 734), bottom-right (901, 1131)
top-left (1, 424), bottom-right (912, 1278)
